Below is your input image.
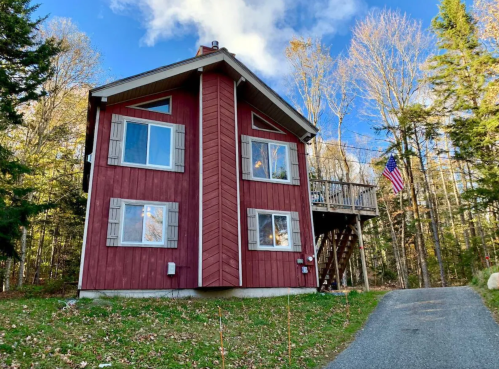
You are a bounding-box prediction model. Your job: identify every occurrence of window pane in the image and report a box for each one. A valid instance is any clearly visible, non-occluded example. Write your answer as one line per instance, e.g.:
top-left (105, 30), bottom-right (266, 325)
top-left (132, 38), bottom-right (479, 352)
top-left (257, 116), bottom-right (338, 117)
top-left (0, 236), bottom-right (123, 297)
top-left (274, 215), bottom-right (289, 247)
top-left (253, 115), bottom-right (280, 132)
top-left (258, 213), bottom-right (273, 247)
top-left (123, 204), bottom-right (143, 242)
top-left (144, 205), bottom-right (164, 243)
top-left (252, 141), bottom-right (269, 179)
top-left (148, 125), bottom-right (172, 167)
top-left (137, 98), bottom-right (171, 114)
top-left (124, 122), bottom-right (147, 164)
top-left (270, 144), bottom-right (288, 180)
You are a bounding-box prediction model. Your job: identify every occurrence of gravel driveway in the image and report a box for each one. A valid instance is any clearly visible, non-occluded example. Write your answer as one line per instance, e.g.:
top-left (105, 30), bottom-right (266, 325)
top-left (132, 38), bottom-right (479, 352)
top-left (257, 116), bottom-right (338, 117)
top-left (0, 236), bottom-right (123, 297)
top-left (326, 287), bottom-right (499, 369)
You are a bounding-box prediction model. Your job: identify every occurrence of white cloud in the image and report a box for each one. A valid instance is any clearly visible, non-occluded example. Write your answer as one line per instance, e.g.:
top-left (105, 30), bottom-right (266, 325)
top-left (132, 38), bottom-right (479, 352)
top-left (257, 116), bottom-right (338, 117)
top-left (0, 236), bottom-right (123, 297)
top-left (109, 0), bottom-right (367, 77)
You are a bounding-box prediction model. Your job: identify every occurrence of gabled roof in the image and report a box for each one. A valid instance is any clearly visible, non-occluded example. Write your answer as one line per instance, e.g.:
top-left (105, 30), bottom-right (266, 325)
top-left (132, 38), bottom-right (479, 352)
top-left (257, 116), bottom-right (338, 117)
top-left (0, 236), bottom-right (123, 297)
top-left (90, 48), bottom-right (318, 138)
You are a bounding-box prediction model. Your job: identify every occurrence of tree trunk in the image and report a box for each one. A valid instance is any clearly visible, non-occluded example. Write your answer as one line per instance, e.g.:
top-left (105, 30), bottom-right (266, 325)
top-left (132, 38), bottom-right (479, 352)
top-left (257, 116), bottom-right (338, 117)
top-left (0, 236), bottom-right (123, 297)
top-left (381, 194), bottom-right (408, 288)
top-left (49, 224), bottom-right (60, 280)
top-left (3, 258), bottom-right (12, 292)
top-left (413, 126), bottom-right (446, 286)
top-left (18, 226), bottom-right (28, 288)
top-left (33, 210), bottom-right (49, 285)
top-left (402, 134), bottom-right (430, 288)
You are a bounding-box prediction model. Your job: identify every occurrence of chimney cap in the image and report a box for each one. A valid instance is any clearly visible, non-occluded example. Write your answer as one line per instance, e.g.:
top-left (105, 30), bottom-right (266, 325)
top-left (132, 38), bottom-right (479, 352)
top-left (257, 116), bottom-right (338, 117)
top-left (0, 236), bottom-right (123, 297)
top-left (212, 40), bottom-right (219, 49)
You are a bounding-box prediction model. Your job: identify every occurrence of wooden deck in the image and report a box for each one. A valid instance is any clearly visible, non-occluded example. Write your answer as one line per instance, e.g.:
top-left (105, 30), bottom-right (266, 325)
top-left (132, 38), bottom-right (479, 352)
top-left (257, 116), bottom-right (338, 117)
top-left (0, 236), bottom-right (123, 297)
top-left (310, 179), bottom-right (378, 218)
top-left (309, 180), bottom-right (378, 290)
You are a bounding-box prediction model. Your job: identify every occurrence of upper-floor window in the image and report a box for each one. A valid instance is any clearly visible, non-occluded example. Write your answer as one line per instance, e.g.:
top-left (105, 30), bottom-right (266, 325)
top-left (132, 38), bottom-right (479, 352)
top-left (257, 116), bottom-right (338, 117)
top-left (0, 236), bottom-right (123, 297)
top-left (241, 135), bottom-right (300, 185)
top-left (252, 112), bottom-right (284, 134)
top-left (251, 139), bottom-right (289, 182)
top-left (107, 114), bottom-right (185, 173)
top-left (130, 96), bottom-right (171, 114)
top-left (123, 120), bottom-right (173, 169)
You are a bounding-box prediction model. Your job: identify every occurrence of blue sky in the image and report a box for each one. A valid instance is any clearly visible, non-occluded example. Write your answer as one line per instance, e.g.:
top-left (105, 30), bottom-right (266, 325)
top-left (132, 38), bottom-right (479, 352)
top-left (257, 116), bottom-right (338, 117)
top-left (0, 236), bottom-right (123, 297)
top-left (34, 0), bottom-right (469, 148)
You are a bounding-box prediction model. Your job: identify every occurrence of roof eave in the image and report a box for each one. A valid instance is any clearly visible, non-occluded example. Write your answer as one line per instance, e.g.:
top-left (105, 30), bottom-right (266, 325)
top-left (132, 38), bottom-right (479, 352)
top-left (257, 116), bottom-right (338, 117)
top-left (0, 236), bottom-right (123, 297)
top-left (90, 49), bottom-right (318, 137)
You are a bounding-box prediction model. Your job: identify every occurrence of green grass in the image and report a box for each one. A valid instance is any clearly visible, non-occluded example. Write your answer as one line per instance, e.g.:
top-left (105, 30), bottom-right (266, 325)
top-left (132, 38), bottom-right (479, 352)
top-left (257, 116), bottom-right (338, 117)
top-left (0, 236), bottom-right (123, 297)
top-left (0, 291), bottom-right (385, 368)
top-left (472, 266), bottom-right (499, 321)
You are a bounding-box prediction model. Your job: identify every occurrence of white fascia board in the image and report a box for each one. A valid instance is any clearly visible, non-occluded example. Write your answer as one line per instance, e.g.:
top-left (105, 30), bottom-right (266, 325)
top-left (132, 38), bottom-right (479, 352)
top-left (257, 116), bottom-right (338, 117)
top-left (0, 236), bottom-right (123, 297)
top-left (91, 54), bottom-right (224, 98)
top-left (91, 51), bottom-right (317, 136)
top-left (221, 54), bottom-right (317, 136)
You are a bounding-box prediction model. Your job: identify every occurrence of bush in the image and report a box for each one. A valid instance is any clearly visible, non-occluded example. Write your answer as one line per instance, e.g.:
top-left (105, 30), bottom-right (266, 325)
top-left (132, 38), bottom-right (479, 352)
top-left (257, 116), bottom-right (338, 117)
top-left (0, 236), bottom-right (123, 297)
top-left (20, 285), bottom-right (44, 298)
top-left (42, 279), bottom-right (65, 294)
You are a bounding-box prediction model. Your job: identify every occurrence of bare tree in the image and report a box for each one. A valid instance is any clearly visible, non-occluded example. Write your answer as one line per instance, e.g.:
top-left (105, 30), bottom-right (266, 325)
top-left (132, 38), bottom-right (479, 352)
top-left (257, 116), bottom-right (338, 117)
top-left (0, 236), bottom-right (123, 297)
top-left (324, 56), bottom-right (356, 182)
top-left (349, 9), bottom-right (433, 287)
top-left (285, 37), bottom-right (332, 179)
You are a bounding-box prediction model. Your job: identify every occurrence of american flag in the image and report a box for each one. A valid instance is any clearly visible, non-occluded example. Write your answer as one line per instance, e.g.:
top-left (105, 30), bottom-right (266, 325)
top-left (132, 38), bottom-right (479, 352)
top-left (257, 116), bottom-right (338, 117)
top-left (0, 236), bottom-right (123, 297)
top-left (383, 155), bottom-right (404, 194)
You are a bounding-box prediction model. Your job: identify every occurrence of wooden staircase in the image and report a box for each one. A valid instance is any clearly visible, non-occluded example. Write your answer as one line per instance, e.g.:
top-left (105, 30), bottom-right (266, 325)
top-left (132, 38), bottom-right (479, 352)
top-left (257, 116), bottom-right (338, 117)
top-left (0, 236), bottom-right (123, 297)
top-left (317, 223), bottom-right (358, 289)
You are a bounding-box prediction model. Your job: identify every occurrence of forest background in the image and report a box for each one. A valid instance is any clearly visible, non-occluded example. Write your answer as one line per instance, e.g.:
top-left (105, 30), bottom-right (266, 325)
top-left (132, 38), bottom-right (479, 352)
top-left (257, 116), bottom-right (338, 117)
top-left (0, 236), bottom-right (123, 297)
top-left (1, 0), bottom-right (498, 292)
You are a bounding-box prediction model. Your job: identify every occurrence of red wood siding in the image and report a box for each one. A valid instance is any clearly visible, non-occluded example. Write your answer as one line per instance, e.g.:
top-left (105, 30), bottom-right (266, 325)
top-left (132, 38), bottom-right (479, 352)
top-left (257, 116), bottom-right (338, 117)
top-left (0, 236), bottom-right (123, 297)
top-left (237, 102), bottom-right (317, 288)
top-left (81, 88), bottom-right (199, 290)
top-left (201, 73), bottom-right (239, 287)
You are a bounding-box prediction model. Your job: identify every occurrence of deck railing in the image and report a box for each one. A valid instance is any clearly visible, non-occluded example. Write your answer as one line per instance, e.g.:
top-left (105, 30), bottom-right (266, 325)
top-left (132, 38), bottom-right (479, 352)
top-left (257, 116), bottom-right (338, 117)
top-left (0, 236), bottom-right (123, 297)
top-left (310, 179), bottom-right (378, 214)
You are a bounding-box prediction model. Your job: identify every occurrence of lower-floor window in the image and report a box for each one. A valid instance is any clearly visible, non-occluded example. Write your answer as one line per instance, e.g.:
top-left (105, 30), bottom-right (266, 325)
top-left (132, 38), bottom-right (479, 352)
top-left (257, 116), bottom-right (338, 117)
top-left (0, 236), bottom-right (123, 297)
top-left (123, 203), bottom-right (166, 245)
top-left (257, 211), bottom-right (291, 249)
top-left (107, 198), bottom-right (179, 248)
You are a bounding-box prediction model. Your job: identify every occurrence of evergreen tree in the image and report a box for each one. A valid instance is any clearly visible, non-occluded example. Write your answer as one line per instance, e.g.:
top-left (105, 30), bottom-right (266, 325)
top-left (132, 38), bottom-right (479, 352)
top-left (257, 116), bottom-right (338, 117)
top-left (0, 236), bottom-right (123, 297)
top-left (430, 0), bottom-right (499, 210)
top-left (0, 0), bottom-right (59, 258)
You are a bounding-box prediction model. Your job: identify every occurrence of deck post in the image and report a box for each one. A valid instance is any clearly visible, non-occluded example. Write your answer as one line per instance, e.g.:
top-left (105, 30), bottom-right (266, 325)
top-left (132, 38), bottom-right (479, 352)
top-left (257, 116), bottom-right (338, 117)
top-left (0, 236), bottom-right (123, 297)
top-left (331, 231), bottom-right (341, 290)
top-left (356, 214), bottom-right (370, 292)
top-left (325, 182), bottom-right (330, 211)
top-left (350, 183), bottom-right (355, 211)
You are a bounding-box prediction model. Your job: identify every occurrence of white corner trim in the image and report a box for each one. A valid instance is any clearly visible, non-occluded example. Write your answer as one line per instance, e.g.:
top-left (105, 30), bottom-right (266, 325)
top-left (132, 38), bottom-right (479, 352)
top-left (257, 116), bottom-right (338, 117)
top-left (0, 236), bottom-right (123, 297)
top-left (79, 287), bottom-right (317, 299)
top-left (78, 106), bottom-right (100, 289)
top-left (234, 81), bottom-right (242, 286)
top-left (305, 155), bottom-right (319, 288)
top-left (198, 74), bottom-right (203, 287)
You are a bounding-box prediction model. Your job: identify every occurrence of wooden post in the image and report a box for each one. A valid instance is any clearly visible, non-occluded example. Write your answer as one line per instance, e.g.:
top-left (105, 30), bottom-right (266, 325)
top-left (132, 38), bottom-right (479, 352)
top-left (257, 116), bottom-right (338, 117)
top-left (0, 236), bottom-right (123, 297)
top-left (332, 232), bottom-right (341, 290)
top-left (350, 184), bottom-right (355, 211)
top-left (325, 181), bottom-right (330, 211)
top-left (356, 215), bottom-right (370, 292)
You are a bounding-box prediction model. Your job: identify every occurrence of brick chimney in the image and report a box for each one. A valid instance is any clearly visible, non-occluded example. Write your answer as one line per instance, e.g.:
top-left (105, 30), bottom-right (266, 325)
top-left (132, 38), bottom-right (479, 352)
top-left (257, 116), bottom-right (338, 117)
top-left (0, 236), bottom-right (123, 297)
top-left (196, 41), bottom-right (219, 57)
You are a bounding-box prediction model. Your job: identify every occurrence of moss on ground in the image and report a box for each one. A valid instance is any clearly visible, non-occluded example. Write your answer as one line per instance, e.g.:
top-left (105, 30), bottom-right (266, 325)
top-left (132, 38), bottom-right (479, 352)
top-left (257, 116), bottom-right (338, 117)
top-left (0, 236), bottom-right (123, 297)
top-left (0, 291), bottom-right (384, 368)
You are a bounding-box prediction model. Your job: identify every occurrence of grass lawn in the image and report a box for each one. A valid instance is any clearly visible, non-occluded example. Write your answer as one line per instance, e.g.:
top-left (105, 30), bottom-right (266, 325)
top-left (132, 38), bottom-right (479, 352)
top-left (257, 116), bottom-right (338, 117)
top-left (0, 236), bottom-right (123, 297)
top-left (472, 266), bottom-right (499, 322)
top-left (0, 291), bottom-right (385, 369)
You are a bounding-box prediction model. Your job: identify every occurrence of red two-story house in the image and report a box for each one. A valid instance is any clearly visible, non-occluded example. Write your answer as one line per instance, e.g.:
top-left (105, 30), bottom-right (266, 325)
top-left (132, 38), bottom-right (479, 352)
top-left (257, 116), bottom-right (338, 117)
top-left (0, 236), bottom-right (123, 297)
top-left (78, 42), bottom-right (323, 298)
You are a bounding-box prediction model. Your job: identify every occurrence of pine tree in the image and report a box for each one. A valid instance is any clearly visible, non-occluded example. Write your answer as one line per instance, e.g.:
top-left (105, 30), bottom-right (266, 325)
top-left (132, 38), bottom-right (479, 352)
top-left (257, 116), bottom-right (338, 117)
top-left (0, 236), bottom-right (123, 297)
top-left (430, 0), bottom-right (499, 210)
top-left (0, 0), bottom-right (59, 258)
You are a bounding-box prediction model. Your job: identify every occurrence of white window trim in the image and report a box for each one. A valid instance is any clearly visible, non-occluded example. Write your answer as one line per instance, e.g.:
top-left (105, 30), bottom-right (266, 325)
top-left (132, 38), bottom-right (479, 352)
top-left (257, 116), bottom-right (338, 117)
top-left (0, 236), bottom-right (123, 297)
top-left (122, 119), bottom-right (174, 171)
top-left (251, 112), bottom-right (285, 134)
top-left (249, 137), bottom-right (291, 184)
top-left (128, 96), bottom-right (172, 115)
top-left (119, 199), bottom-right (168, 247)
top-left (256, 209), bottom-right (292, 251)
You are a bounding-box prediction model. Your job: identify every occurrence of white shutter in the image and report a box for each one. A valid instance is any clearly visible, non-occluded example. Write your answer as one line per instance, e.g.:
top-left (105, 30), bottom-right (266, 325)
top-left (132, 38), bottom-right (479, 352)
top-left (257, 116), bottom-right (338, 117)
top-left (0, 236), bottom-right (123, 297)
top-left (174, 125), bottom-right (185, 172)
top-left (241, 135), bottom-right (251, 180)
top-left (291, 211), bottom-right (302, 252)
top-left (247, 208), bottom-right (258, 250)
top-left (289, 142), bottom-right (300, 185)
top-left (106, 198), bottom-right (121, 246)
top-left (108, 114), bottom-right (124, 166)
top-left (166, 202), bottom-right (179, 248)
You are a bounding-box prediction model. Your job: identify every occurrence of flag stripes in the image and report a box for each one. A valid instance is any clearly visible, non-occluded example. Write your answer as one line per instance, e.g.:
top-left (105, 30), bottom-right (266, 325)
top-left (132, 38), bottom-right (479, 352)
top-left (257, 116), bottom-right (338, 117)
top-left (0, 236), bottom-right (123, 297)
top-left (383, 155), bottom-right (404, 194)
